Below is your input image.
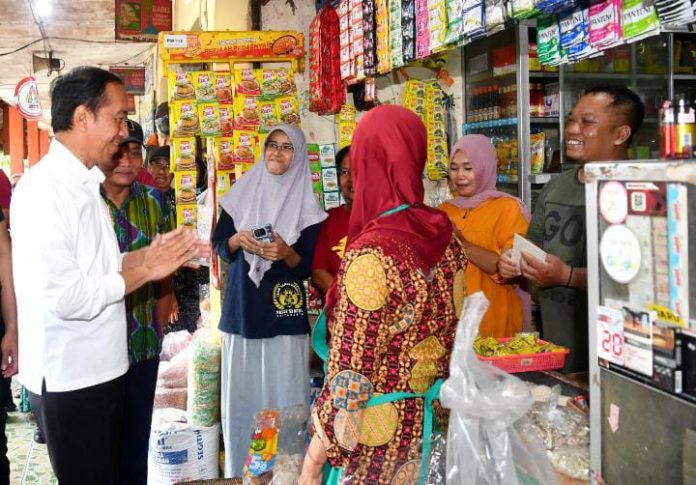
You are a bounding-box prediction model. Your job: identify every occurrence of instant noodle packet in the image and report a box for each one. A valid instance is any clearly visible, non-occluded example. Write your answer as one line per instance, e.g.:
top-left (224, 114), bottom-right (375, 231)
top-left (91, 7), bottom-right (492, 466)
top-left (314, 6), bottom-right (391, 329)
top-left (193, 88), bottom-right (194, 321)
top-left (171, 137), bottom-right (197, 172)
top-left (170, 100), bottom-right (199, 138)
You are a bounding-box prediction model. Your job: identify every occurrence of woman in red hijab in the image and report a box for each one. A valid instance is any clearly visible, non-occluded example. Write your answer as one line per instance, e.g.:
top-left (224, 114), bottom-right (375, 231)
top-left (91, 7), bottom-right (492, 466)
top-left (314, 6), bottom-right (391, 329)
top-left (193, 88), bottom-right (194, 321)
top-left (299, 105), bottom-right (467, 484)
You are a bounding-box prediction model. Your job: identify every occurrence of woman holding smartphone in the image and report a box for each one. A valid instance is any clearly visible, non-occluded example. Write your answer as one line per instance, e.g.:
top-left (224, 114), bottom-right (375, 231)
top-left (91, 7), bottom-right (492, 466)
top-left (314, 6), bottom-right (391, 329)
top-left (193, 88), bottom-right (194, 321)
top-left (212, 124), bottom-right (326, 478)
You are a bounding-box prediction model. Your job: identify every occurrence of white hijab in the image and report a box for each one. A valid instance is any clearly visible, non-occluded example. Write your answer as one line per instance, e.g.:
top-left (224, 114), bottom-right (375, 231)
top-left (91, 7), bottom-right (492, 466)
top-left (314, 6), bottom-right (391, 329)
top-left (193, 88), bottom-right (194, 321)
top-left (219, 124), bottom-right (327, 287)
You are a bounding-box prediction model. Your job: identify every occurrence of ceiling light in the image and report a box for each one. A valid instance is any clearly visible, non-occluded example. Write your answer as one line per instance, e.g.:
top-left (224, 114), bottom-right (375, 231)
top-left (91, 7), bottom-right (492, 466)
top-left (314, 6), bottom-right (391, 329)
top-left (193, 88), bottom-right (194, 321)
top-left (34, 0), bottom-right (52, 19)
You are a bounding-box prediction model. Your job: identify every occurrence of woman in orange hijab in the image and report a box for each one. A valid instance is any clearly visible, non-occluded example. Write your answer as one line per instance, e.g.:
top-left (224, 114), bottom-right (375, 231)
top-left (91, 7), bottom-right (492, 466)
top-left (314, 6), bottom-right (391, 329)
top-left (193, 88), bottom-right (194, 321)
top-left (439, 134), bottom-right (531, 338)
top-left (300, 106), bottom-right (467, 484)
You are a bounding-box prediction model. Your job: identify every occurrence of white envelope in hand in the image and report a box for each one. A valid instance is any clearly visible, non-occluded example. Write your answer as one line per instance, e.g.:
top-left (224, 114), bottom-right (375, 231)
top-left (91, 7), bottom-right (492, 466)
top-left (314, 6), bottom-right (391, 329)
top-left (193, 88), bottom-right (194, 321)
top-left (511, 233), bottom-right (547, 264)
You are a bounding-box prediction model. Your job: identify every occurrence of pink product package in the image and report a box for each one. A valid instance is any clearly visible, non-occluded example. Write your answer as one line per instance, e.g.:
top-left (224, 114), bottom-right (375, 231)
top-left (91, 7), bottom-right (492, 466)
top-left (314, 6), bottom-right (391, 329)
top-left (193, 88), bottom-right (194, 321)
top-left (589, 0), bottom-right (622, 46)
top-left (415, 0), bottom-right (431, 58)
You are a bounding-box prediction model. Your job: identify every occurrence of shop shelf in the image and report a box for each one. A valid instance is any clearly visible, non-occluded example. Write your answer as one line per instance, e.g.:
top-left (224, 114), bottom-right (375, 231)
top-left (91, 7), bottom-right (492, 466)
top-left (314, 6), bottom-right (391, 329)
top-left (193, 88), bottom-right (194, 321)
top-left (463, 117), bottom-right (518, 132)
top-left (564, 72), bottom-right (632, 80)
top-left (674, 74), bottom-right (696, 81)
top-left (497, 174), bottom-right (519, 184)
top-left (529, 71), bottom-right (559, 78)
top-left (528, 173), bottom-right (558, 184)
top-left (530, 117), bottom-right (559, 123)
top-left (635, 73), bottom-right (669, 79)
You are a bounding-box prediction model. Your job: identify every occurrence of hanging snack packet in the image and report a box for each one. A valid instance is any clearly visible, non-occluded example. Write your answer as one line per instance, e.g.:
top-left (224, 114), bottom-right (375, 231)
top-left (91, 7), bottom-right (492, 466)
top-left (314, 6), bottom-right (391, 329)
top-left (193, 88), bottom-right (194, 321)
top-left (485, 0), bottom-right (508, 33)
top-left (463, 3), bottom-right (486, 39)
top-left (375, 0), bottom-right (392, 73)
top-left (277, 96), bottom-right (300, 126)
top-left (233, 131), bottom-right (259, 165)
top-left (234, 68), bottom-right (261, 97)
top-left (170, 100), bottom-right (199, 138)
top-left (559, 7), bottom-right (586, 48)
top-left (512, 0), bottom-right (537, 19)
top-left (175, 171), bottom-right (198, 206)
top-left (171, 137), bottom-right (197, 172)
top-left (192, 71), bottom-right (216, 103)
top-left (260, 69), bottom-right (282, 98)
top-left (530, 131), bottom-right (546, 174)
top-left (197, 102), bottom-right (222, 137)
top-left (276, 68), bottom-right (297, 96)
top-left (259, 100), bottom-right (280, 133)
top-left (169, 70), bottom-right (195, 102)
top-left (428, 0), bottom-right (448, 52)
top-left (219, 104), bottom-right (233, 137)
top-left (402, 0), bottom-right (417, 61)
top-left (234, 95), bottom-right (261, 130)
top-left (363, 0), bottom-right (378, 75)
top-left (415, 0), bottom-right (431, 58)
top-left (622, 0), bottom-right (660, 41)
top-left (214, 137), bottom-right (235, 170)
top-left (214, 72), bottom-right (233, 104)
top-left (390, 0), bottom-right (405, 68)
top-left (176, 205), bottom-right (197, 229)
top-left (445, 0), bottom-right (465, 44)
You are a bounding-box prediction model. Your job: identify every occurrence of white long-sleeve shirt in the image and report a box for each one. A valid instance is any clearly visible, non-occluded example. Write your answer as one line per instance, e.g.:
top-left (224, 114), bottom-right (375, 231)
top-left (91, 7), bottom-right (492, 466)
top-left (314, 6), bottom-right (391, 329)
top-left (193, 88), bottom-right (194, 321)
top-left (11, 140), bottom-right (129, 394)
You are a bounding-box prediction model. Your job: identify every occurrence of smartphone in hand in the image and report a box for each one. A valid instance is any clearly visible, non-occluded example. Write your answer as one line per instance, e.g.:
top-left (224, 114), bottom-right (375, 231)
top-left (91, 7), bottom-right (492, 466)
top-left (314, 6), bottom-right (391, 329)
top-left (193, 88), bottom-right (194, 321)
top-left (251, 223), bottom-right (276, 243)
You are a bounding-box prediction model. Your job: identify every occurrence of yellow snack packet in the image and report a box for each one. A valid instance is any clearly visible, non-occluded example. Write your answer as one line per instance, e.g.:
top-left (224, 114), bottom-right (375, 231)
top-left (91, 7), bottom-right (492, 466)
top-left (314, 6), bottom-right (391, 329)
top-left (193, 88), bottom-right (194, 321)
top-left (174, 171), bottom-right (198, 205)
top-left (276, 96), bottom-right (300, 125)
top-left (171, 137), bottom-right (197, 172)
top-left (197, 102), bottom-right (222, 137)
top-left (192, 71), bottom-right (216, 102)
top-left (233, 130), bottom-right (259, 164)
top-left (169, 70), bottom-right (195, 102)
top-left (170, 100), bottom-right (199, 138)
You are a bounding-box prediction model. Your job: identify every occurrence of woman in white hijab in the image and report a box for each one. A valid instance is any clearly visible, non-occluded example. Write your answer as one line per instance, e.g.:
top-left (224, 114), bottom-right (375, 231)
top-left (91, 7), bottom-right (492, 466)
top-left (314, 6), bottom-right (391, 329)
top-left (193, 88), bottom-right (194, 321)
top-left (212, 124), bottom-right (327, 477)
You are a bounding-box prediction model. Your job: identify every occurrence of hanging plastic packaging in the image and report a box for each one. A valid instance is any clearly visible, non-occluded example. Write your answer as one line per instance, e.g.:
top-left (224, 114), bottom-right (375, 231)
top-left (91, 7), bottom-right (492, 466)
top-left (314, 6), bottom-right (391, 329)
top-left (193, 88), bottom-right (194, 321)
top-left (439, 292), bottom-right (557, 485)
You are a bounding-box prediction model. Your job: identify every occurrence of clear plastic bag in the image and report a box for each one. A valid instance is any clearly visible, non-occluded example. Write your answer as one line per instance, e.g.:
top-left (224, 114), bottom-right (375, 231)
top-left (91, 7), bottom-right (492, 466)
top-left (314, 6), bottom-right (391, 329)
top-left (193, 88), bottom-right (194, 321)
top-left (439, 292), bottom-right (557, 485)
top-left (160, 329), bottom-right (193, 361)
top-left (157, 347), bottom-right (189, 388)
top-left (242, 404), bottom-right (309, 485)
top-left (187, 328), bottom-right (221, 427)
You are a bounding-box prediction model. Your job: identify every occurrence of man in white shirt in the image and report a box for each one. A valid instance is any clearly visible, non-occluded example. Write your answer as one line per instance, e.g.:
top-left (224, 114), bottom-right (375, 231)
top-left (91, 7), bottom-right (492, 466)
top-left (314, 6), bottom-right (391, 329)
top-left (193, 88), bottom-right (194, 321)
top-left (11, 66), bottom-right (207, 484)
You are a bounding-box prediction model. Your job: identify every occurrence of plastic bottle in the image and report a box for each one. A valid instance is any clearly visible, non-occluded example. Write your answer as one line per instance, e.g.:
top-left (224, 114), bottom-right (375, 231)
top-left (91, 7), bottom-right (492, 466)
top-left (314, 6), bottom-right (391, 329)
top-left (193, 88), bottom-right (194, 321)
top-left (660, 100), bottom-right (677, 160)
top-left (676, 97), bottom-right (695, 159)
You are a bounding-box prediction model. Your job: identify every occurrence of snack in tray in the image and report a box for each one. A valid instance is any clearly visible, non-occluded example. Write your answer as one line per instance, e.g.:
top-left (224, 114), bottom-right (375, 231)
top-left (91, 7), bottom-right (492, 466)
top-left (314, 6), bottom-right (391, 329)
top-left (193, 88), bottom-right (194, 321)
top-left (215, 137), bottom-right (235, 170)
top-left (234, 68), bottom-right (261, 96)
top-left (276, 96), bottom-right (300, 125)
top-left (170, 71), bottom-right (195, 101)
top-left (192, 71), bottom-right (216, 102)
top-left (197, 102), bottom-right (222, 137)
top-left (175, 172), bottom-right (198, 205)
top-left (214, 72), bottom-right (233, 103)
top-left (474, 333), bottom-right (567, 357)
top-left (171, 100), bottom-right (199, 138)
top-left (171, 137), bottom-right (197, 171)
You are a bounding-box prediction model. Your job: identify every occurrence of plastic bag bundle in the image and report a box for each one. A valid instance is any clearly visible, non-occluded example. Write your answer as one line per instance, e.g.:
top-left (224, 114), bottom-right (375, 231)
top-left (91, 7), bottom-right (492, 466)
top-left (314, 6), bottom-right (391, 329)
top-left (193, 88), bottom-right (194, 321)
top-left (187, 328), bottom-right (221, 427)
top-left (148, 410), bottom-right (220, 485)
top-left (160, 329), bottom-right (193, 361)
top-left (158, 347), bottom-right (190, 388)
top-left (439, 292), bottom-right (557, 485)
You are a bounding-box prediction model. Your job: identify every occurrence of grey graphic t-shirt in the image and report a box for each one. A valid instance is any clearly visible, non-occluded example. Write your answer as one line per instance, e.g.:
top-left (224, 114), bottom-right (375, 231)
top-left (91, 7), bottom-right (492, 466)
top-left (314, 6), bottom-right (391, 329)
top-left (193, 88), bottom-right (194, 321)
top-left (528, 167), bottom-right (588, 372)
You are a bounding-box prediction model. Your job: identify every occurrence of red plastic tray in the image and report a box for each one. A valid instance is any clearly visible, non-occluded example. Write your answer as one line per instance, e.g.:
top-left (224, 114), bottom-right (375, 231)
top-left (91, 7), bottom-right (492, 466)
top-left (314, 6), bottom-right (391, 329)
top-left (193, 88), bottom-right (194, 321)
top-left (476, 337), bottom-right (569, 373)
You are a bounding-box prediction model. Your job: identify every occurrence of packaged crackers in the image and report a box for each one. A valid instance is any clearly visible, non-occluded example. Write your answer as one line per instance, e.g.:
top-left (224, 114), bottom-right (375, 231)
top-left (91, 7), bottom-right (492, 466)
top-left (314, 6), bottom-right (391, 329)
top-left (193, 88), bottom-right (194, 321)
top-left (169, 71), bottom-right (195, 102)
top-left (171, 100), bottom-right (199, 138)
top-left (171, 137), bottom-right (197, 171)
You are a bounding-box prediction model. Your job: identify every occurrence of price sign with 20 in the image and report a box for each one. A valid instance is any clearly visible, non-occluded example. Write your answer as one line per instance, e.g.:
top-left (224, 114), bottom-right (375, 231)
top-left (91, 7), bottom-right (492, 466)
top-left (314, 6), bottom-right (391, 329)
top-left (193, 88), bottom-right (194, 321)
top-left (597, 306), bottom-right (625, 366)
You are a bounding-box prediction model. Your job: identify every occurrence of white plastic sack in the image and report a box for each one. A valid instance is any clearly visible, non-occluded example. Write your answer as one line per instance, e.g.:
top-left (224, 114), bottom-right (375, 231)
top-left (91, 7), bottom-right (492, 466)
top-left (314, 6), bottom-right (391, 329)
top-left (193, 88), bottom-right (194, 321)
top-left (439, 292), bottom-right (557, 485)
top-left (147, 410), bottom-right (220, 485)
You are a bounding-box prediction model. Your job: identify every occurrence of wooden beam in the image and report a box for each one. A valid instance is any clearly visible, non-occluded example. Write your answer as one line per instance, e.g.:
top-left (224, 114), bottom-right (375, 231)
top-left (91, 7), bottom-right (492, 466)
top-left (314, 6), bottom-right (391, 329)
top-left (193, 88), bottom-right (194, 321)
top-left (8, 107), bottom-right (25, 175)
top-left (38, 129), bottom-right (50, 161)
top-left (26, 120), bottom-right (40, 166)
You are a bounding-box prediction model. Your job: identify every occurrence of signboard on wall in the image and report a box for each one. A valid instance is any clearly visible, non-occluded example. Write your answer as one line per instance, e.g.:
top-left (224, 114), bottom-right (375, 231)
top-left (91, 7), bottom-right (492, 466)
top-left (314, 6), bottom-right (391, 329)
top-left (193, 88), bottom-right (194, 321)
top-left (109, 67), bottom-right (146, 95)
top-left (115, 0), bottom-right (172, 42)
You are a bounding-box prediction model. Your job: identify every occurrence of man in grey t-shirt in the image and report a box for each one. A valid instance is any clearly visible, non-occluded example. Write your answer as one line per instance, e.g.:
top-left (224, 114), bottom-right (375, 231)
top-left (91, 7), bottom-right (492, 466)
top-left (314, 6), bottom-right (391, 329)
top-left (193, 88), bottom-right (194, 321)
top-left (500, 85), bottom-right (645, 372)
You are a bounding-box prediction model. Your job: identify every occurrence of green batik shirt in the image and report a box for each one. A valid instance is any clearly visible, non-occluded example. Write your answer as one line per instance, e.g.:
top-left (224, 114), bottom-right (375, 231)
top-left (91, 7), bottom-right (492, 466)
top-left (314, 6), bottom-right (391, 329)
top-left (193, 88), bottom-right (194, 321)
top-left (102, 182), bottom-right (175, 364)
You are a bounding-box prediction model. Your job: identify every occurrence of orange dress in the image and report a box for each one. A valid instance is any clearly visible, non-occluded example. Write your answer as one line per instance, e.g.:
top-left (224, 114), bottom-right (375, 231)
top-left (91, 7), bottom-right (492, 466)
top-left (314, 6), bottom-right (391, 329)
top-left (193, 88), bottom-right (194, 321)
top-left (439, 198), bottom-right (529, 337)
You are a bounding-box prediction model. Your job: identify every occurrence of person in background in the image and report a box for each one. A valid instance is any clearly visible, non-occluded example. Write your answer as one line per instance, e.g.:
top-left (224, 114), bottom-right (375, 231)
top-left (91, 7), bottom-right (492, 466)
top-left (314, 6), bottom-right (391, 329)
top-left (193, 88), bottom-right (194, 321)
top-left (122, 119), bottom-right (158, 188)
top-left (100, 137), bottom-right (175, 484)
top-left (212, 125), bottom-right (326, 477)
top-left (146, 102), bottom-right (169, 149)
top-left (0, 170), bottom-right (14, 416)
top-left (146, 146), bottom-right (203, 333)
top-left (11, 66), bottom-right (207, 484)
top-left (311, 145), bottom-right (352, 295)
top-left (300, 105), bottom-right (467, 485)
top-left (439, 135), bottom-right (531, 338)
top-left (499, 85), bottom-right (645, 372)
top-left (0, 192), bottom-right (17, 485)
